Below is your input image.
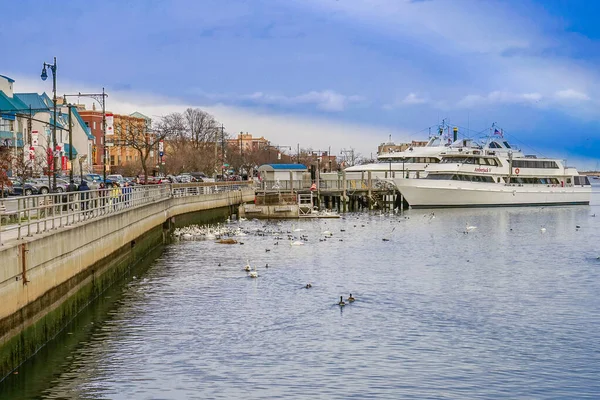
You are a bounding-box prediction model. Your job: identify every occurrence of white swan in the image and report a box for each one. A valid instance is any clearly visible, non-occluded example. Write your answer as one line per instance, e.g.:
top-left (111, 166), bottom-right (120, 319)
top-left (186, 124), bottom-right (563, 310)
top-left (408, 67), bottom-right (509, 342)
top-left (244, 260), bottom-right (251, 271)
top-left (249, 265), bottom-right (258, 278)
top-left (292, 224), bottom-right (304, 232)
top-left (322, 230), bottom-right (333, 236)
top-left (465, 224), bottom-right (477, 233)
top-left (290, 240), bottom-right (304, 246)
top-left (540, 226), bottom-right (547, 233)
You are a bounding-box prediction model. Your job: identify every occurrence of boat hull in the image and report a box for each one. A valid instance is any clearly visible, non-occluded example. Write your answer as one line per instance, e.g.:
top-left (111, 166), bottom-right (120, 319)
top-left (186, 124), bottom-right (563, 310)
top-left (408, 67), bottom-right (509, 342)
top-left (393, 179), bottom-right (591, 209)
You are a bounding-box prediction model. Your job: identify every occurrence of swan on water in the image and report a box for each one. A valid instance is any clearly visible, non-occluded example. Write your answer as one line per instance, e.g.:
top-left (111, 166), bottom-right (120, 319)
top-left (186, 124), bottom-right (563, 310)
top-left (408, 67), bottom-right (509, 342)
top-left (249, 266), bottom-right (258, 278)
top-left (465, 224), bottom-right (477, 233)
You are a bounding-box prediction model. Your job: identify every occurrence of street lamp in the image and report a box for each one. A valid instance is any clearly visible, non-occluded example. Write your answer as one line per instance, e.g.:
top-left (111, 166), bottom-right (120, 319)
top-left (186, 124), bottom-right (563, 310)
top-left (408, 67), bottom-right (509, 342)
top-left (41, 57), bottom-right (58, 190)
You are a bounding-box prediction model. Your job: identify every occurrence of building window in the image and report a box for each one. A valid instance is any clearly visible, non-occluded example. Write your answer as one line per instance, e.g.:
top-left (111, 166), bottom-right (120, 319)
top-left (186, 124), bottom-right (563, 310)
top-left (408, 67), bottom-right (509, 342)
top-left (93, 121), bottom-right (96, 129)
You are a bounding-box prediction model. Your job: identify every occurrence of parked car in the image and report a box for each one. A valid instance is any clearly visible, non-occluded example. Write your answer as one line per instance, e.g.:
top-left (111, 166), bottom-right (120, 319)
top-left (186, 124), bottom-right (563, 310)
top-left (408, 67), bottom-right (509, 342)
top-left (11, 179), bottom-right (39, 196)
top-left (106, 174), bottom-right (126, 187)
top-left (177, 174), bottom-right (193, 183)
top-left (84, 174), bottom-right (104, 189)
top-left (1, 182), bottom-right (13, 197)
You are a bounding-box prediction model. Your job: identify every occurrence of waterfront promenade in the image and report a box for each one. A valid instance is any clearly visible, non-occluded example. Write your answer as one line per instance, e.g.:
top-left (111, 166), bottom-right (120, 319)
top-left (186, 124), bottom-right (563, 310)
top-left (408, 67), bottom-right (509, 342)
top-left (0, 181), bottom-right (254, 379)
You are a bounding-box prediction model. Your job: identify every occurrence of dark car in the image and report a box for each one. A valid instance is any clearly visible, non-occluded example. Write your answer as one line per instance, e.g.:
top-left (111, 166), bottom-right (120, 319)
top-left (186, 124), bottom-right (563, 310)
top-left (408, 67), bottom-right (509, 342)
top-left (11, 180), bottom-right (40, 196)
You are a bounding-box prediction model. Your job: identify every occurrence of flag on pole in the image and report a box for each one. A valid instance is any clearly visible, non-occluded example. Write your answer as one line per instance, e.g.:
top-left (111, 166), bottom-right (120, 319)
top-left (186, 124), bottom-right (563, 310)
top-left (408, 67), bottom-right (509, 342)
top-left (494, 128), bottom-right (503, 137)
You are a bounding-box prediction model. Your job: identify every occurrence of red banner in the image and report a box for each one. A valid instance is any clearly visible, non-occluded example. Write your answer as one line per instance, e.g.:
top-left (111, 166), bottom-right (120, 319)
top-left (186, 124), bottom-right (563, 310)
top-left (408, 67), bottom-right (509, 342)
top-left (61, 156), bottom-right (68, 171)
top-left (47, 148), bottom-right (53, 171)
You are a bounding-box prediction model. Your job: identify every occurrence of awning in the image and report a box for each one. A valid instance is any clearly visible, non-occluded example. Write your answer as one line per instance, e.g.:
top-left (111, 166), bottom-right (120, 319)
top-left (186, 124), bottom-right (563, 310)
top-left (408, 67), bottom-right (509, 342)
top-left (63, 143), bottom-right (78, 159)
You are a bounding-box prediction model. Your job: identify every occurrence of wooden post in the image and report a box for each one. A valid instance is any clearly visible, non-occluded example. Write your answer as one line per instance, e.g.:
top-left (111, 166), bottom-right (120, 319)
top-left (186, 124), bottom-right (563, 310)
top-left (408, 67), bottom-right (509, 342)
top-left (367, 171), bottom-right (372, 210)
top-left (289, 171), bottom-right (293, 193)
top-left (342, 171), bottom-right (347, 213)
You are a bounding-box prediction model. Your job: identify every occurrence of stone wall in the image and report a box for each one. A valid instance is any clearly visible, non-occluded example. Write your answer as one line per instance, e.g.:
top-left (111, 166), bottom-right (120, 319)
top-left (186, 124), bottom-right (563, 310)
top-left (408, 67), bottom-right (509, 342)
top-left (0, 187), bottom-right (254, 379)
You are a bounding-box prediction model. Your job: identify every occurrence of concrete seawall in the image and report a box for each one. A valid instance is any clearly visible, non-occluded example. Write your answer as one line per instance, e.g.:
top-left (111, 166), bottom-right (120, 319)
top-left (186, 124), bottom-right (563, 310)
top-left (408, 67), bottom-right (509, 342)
top-left (0, 187), bottom-right (254, 379)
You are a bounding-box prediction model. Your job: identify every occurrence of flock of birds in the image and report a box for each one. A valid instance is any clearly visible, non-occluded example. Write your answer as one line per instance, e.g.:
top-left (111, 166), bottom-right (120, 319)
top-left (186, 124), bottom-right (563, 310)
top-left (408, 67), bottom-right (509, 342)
top-left (172, 209), bottom-right (596, 306)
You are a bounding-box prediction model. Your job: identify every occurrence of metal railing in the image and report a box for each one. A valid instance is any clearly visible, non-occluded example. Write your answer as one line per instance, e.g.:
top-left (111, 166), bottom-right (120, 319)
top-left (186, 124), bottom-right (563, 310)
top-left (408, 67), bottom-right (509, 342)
top-left (0, 181), bottom-right (253, 246)
top-left (258, 178), bottom-right (402, 192)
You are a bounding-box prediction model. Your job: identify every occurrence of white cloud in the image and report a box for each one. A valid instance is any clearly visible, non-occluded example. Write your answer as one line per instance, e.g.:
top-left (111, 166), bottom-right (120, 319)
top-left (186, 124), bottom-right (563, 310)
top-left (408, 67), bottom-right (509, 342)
top-left (244, 90), bottom-right (364, 112)
top-left (195, 89), bottom-right (364, 112)
top-left (383, 92), bottom-right (428, 109)
top-left (554, 89), bottom-right (590, 101)
top-left (457, 91), bottom-right (543, 108)
top-left (401, 92), bottom-right (428, 105)
top-left (8, 75), bottom-right (389, 158)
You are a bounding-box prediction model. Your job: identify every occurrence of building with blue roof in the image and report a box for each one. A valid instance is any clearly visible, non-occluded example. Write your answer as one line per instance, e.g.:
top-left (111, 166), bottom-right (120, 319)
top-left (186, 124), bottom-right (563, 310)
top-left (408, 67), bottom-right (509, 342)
top-left (1, 74), bottom-right (94, 177)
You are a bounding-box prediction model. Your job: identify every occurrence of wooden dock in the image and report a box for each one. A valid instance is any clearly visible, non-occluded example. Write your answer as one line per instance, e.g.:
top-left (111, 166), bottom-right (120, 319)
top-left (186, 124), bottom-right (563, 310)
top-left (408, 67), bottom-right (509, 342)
top-left (255, 171), bottom-right (406, 212)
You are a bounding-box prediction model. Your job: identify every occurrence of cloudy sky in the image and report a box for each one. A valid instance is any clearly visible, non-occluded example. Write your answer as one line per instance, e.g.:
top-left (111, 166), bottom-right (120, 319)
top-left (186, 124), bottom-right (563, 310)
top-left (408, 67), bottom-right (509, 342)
top-left (2, 0), bottom-right (600, 168)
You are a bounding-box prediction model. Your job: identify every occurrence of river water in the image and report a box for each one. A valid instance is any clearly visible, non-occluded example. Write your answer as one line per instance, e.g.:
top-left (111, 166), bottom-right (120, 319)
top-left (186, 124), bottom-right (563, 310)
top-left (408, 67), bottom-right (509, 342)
top-left (3, 187), bottom-right (600, 399)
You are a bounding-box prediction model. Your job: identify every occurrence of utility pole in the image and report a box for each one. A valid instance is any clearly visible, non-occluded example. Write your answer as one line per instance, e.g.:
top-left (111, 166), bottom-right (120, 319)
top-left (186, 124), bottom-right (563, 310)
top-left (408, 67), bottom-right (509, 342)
top-left (68, 104), bottom-right (73, 181)
top-left (221, 124), bottom-right (225, 176)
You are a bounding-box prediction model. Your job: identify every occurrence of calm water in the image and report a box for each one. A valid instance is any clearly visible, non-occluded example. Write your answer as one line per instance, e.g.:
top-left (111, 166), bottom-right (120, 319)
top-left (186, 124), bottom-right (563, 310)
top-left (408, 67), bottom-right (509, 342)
top-left (3, 188), bottom-right (600, 399)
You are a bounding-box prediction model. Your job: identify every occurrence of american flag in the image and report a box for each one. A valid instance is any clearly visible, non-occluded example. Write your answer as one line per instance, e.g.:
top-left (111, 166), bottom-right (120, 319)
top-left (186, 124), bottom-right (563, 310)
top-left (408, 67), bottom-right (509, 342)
top-left (494, 128), bottom-right (503, 137)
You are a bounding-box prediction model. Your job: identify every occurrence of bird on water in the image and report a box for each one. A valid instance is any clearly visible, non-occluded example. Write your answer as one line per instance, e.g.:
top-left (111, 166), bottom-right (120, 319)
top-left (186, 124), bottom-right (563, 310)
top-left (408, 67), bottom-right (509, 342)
top-left (338, 296), bottom-right (346, 306)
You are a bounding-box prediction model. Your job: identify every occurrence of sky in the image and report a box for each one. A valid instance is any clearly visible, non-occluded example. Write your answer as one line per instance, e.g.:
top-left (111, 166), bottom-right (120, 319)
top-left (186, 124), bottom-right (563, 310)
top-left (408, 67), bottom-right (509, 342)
top-left (2, 0), bottom-right (600, 168)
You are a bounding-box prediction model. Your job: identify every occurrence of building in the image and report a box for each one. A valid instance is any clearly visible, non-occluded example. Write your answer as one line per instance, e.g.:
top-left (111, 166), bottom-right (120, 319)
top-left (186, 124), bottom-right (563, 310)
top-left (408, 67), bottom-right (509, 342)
top-left (227, 132), bottom-right (270, 152)
top-left (80, 107), bottom-right (156, 175)
top-left (1, 74), bottom-right (93, 178)
top-left (257, 164), bottom-right (308, 181)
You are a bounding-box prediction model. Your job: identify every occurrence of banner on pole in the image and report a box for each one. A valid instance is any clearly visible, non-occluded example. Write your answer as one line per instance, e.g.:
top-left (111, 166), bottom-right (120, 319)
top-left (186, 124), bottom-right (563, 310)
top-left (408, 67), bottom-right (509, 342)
top-left (106, 113), bottom-right (114, 135)
top-left (32, 130), bottom-right (39, 146)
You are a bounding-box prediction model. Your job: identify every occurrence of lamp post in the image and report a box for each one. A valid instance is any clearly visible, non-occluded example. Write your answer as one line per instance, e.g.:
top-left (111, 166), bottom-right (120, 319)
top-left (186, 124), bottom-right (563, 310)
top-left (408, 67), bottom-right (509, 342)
top-left (41, 57), bottom-right (58, 190)
top-left (64, 90), bottom-right (108, 182)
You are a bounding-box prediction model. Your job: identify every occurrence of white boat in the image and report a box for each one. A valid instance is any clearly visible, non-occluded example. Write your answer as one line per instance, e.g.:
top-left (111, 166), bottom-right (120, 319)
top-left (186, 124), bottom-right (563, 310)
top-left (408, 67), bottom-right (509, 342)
top-left (392, 128), bottom-right (592, 208)
top-left (343, 123), bottom-right (458, 180)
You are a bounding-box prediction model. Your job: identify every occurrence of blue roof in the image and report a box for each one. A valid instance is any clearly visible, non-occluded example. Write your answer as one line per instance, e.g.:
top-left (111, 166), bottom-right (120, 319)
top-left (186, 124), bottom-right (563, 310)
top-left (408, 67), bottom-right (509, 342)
top-left (63, 143), bottom-right (78, 159)
top-left (261, 163), bottom-right (307, 170)
top-left (0, 91), bottom-right (17, 111)
top-left (49, 117), bottom-right (65, 130)
top-left (14, 93), bottom-right (51, 111)
top-left (0, 75), bottom-right (15, 83)
top-left (72, 108), bottom-right (94, 140)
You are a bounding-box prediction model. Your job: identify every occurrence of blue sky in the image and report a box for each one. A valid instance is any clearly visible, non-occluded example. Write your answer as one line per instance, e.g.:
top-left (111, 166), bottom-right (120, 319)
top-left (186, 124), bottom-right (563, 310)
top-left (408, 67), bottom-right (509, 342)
top-left (2, 0), bottom-right (600, 168)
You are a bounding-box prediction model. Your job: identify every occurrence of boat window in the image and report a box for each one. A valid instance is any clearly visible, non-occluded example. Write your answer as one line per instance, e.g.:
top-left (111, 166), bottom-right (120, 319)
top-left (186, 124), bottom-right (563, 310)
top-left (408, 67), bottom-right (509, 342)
top-left (566, 178), bottom-right (571, 184)
top-left (426, 173), bottom-right (454, 180)
top-left (452, 174), bottom-right (458, 180)
top-left (503, 141), bottom-right (512, 148)
top-left (464, 157), bottom-right (476, 164)
top-left (489, 142), bottom-right (501, 148)
top-left (584, 176), bottom-right (591, 185)
top-left (512, 160), bottom-right (559, 169)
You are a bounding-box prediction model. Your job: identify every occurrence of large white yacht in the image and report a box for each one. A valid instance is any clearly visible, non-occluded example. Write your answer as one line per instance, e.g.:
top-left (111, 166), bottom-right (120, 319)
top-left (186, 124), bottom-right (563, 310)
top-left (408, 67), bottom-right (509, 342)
top-left (392, 130), bottom-right (591, 208)
top-left (343, 124), bottom-right (457, 180)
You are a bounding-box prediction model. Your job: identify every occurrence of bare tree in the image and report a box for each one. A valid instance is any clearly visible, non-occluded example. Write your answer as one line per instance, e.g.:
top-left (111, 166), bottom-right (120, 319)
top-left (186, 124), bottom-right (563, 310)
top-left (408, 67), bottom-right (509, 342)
top-left (116, 117), bottom-right (174, 184)
top-left (0, 147), bottom-right (12, 198)
top-left (162, 108), bottom-right (226, 176)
